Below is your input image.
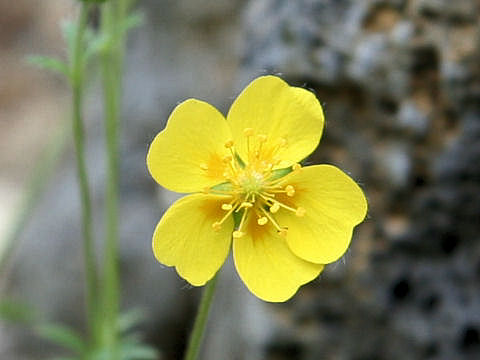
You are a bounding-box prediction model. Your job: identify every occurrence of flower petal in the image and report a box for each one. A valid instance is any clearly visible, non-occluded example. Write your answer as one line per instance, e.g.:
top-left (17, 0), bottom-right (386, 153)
top-left (233, 214), bottom-right (324, 302)
top-left (153, 194), bottom-right (234, 286)
top-left (147, 99), bottom-right (232, 193)
top-left (276, 165), bottom-right (367, 264)
top-left (227, 76), bottom-right (324, 167)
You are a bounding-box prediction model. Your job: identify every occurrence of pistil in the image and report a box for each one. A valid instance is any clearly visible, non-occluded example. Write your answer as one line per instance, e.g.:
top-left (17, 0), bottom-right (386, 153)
top-left (209, 129), bottom-right (305, 237)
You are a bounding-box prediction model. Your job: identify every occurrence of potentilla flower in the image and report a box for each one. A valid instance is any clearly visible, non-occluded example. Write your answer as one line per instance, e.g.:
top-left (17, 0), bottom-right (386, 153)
top-left (147, 76), bottom-right (367, 302)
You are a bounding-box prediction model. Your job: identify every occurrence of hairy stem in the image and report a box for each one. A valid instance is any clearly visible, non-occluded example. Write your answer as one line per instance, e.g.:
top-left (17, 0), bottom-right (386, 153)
top-left (99, 0), bottom-right (129, 353)
top-left (71, 2), bottom-right (99, 346)
top-left (184, 274), bottom-right (219, 360)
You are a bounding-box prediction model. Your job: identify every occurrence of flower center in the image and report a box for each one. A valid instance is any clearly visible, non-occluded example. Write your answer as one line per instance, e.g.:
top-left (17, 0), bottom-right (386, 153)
top-left (203, 128), bottom-right (305, 238)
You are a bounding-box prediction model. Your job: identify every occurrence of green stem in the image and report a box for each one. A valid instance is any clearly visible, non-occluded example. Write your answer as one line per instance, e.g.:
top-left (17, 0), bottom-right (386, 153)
top-left (99, 0), bottom-right (128, 352)
top-left (184, 275), bottom-right (219, 360)
top-left (71, 3), bottom-right (99, 347)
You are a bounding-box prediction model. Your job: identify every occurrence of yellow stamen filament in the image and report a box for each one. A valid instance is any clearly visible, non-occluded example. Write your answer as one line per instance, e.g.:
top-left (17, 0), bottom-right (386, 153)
top-left (233, 204), bottom-right (251, 239)
top-left (260, 207), bottom-right (287, 236)
top-left (212, 201), bottom-right (237, 230)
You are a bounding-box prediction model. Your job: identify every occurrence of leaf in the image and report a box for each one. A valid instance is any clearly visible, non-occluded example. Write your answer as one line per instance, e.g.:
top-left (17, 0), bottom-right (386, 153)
top-left (35, 323), bottom-right (86, 354)
top-left (26, 56), bottom-right (69, 77)
top-left (0, 298), bottom-right (37, 324)
top-left (117, 308), bottom-right (146, 335)
top-left (121, 12), bottom-right (144, 33)
top-left (120, 343), bottom-right (158, 360)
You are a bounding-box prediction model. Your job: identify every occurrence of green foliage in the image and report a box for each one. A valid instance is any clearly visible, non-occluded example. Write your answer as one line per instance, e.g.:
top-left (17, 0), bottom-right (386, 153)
top-left (26, 56), bottom-right (69, 77)
top-left (78, 0), bottom-right (109, 3)
top-left (117, 308), bottom-right (146, 334)
top-left (0, 298), bottom-right (37, 324)
top-left (35, 324), bottom-right (86, 355)
top-left (121, 12), bottom-right (144, 34)
top-left (33, 309), bottom-right (158, 360)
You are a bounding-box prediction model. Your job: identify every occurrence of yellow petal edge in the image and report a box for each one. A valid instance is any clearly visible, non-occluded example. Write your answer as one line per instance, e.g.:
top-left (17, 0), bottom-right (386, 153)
top-left (227, 75), bottom-right (324, 168)
top-left (147, 99), bottom-right (232, 193)
top-left (276, 165), bottom-right (368, 264)
top-left (153, 194), bottom-right (234, 286)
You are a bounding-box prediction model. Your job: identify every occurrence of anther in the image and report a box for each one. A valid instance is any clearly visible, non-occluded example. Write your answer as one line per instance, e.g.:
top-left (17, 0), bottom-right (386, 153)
top-left (270, 202), bottom-right (280, 213)
top-left (199, 163), bottom-right (209, 170)
top-left (292, 163), bottom-right (302, 172)
top-left (243, 128), bottom-right (254, 137)
top-left (295, 207), bottom-right (306, 217)
top-left (221, 204), bottom-right (233, 210)
top-left (203, 187), bottom-right (210, 194)
top-left (233, 230), bottom-right (244, 239)
top-left (224, 140), bottom-right (234, 148)
top-left (279, 137), bottom-right (288, 147)
top-left (257, 216), bottom-right (268, 225)
top-left (277, 228), bottom-right (288, 237)
top-left (285, 185), bottom-right (295, 197)
top-left (212, 222), bottom-right (222, 231)
top-left (257, 134), bottom-right (267, 143)
top-left (240, 202), bottom-right (253, 208)
top-left (222, 155), bottom-right (233, 163)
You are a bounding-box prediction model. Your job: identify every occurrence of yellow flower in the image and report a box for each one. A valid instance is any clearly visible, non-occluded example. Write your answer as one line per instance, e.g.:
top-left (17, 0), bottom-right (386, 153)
top-left (147, 76), bottom-right (367, 302)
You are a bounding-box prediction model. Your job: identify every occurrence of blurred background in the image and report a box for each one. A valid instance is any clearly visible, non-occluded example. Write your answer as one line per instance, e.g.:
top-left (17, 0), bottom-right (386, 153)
top-left (1, 0), bottom-right (480, 359)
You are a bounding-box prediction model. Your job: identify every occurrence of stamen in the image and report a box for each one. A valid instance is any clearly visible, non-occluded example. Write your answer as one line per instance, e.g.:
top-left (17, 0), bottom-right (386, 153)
top-left (222, 155), bottom-right (233, 163)
top-left (213, 201), bottom-right (238, 230)
top-left (199, 163), bottom-right (209, 170)
top-left (203, 187), bottom-right (210, 194)
top-left (257, 134), bottom-right (267, 143)
top-left (292, 163), bottom-right (302, 172)
top-left (260, 207), bottom-right (284, 232)
top-left (296, 207), bottom-right (306, 217)
top-left (285, 185), bottom-right (295, 197)
top-left (224, 140), bottom-right (234, 148)
top-left (240, 202), bottom-right (253, 208)
top-left (234, 204), bottom-right (250, 239)
top-left (270, 202), bottom-right (280, 213)
top-left (257, 216), bottom-right (268, 225)
top-left (243, 128), bottom-right (254, 137)
top-left (221, 203), bottom-right (233, 210)
top-left (233, 231), bottom-right (244, 238)
top-left (277, 228), bottom-right (288, 237)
